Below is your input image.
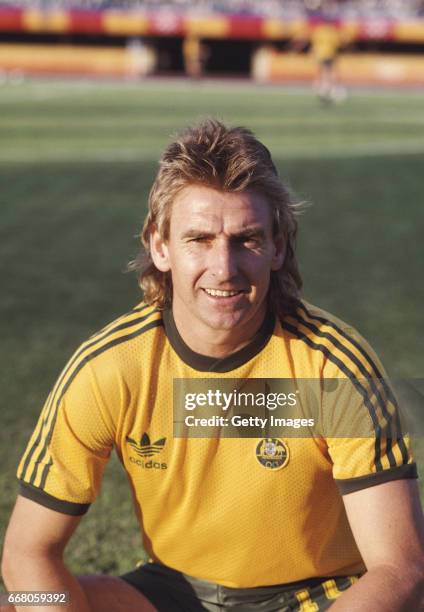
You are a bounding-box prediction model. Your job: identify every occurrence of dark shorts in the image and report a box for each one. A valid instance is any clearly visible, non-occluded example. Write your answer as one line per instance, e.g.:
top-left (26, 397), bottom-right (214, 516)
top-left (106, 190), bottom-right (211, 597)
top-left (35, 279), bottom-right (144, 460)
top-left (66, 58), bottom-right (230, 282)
top-left (121, 562), bottom-right (360, 611)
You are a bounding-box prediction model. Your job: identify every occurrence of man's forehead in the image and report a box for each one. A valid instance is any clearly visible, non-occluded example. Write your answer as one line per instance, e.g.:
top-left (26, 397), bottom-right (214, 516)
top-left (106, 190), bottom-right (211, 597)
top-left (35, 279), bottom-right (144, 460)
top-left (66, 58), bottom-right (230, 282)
top-left (169, 186), bottom-right (272, 231)
top-left (173, 208), bottom-right (264, 224)
top-left (171, 211), bottom-right (271, 238)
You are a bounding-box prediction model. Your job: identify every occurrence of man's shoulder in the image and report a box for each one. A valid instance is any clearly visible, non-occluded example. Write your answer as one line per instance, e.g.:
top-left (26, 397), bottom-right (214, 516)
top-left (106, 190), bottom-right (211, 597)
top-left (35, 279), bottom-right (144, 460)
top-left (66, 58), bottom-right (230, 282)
top-left (69, 302), bottom-right (164, 377)
top-left (298, 300), bottom-right (378, 356)
top-left (281, 299), bottom-right (358, 338)
top-left (281, 299), bottom-right (386, 377)
top-left (297, 300), bottom-right (357, 335)
top-left (89, 301), bottom-right (163, 344)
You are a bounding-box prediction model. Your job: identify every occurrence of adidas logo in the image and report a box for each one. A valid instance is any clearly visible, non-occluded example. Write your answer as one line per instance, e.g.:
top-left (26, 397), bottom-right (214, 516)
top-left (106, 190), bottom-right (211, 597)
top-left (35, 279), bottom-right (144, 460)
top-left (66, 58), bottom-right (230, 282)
top-left (126, 432), bottom-right (166, 456)
top-left (126, 433), bottom-right (167, 469)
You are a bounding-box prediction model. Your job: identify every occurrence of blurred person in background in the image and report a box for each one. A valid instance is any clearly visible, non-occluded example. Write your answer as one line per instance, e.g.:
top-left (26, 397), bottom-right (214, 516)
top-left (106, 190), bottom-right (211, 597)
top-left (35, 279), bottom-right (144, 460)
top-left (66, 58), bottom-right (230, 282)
top-left (296, 0), bottom-right (348, 103)
top-left (310, 9), bottom-right (345, 102)
top-left (183, 35), bottom-right (209, 79)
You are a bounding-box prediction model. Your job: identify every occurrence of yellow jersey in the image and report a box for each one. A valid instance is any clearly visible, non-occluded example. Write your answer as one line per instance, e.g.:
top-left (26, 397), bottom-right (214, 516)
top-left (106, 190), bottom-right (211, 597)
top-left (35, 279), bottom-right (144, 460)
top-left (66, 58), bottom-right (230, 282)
top-left (311, 24), bottom-right (341, 62)
top-left (17, 301), bottom-right (416, 587)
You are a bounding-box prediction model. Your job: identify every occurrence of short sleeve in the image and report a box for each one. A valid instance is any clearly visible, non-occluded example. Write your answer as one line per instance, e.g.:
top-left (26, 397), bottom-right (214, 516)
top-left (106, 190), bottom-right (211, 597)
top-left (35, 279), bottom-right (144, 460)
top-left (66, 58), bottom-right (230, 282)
top-left (17, 354), bottom-right (115, 516)
top-left (322, 326), bottom-right (417, 495)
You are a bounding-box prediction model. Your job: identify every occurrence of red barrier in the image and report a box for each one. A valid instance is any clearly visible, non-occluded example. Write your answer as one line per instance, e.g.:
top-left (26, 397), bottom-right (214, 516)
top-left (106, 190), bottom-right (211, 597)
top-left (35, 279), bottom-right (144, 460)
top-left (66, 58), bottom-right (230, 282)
top-left (358, 18), bottom-right (395, 41)
top-left (69, 10), bottom-right (104, 34)
top-left (228, 16), bottom-right (263, 39)
top-left (0, 7), bottom-right (23, 31)
top-left (0, 8), bottom-right (424, 42)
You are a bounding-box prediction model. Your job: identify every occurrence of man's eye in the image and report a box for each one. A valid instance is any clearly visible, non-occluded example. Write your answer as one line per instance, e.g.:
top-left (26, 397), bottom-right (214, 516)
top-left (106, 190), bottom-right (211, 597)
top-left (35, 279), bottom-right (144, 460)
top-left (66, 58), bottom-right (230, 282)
top-left (240, 237), bottom-right (261, 247)
top-left (189, 236), bottom-right (209, 243)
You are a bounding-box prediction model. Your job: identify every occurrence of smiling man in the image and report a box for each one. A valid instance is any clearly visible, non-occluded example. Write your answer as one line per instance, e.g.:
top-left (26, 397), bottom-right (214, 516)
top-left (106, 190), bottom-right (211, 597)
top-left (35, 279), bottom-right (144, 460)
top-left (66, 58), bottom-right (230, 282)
top-left (150, 185), bottom-right (284, 356)
top-left (2, 120), bottom-right (423, 612)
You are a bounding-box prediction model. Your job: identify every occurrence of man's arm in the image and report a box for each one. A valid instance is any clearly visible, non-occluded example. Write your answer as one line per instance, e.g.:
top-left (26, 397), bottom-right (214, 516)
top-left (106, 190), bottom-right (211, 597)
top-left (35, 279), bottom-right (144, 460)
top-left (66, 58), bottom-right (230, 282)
top-left (1, 495), bottom-right (92, 612)
top-left (331, 478), bottom-right (424, 611)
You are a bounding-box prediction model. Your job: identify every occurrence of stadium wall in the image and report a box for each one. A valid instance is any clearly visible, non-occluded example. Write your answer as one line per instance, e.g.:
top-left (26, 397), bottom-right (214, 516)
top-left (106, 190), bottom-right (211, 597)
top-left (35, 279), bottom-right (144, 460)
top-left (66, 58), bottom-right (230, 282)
top-left (2, 42), bottom-right (423, 86)
top-left (252, 49), bottom-right (424, 86)
top-left (1, 9), bottom-right (424, 83)
top-left (0, 43), bottom-right (157, 78)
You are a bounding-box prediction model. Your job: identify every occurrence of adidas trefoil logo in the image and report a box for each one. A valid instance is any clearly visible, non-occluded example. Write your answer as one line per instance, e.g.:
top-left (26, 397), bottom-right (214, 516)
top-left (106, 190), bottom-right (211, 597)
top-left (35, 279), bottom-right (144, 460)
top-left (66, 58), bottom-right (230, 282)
top-left (126, 432), bottom-right (167, 469)
top-left (126, 432), bottom-right (166, 456)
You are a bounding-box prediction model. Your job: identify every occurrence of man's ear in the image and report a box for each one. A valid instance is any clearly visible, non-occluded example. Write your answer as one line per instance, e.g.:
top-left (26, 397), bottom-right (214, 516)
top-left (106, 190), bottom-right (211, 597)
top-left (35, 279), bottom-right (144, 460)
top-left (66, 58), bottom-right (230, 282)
top-left (150, 227), bottom-right (171, 272)
top-left (271, 234), bottom-right (286, 271)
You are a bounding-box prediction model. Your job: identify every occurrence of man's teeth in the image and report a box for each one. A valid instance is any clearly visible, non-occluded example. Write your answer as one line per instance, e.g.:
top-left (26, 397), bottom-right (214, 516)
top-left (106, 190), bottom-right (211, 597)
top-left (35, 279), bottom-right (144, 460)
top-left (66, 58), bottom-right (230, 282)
top-left (204, 289), bottom-right (241, 297)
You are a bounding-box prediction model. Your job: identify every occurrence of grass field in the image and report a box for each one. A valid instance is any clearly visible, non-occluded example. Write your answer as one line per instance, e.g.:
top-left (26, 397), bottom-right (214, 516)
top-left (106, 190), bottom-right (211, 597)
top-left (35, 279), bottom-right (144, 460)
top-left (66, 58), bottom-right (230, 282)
top-left (0, 79), bottom-right (423, 578)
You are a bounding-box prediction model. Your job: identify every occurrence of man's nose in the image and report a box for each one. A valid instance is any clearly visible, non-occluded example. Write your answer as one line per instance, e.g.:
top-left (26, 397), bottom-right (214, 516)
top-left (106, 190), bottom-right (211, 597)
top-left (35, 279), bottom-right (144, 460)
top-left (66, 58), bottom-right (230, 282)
top-left (209, 239), bottom-right (238, 280)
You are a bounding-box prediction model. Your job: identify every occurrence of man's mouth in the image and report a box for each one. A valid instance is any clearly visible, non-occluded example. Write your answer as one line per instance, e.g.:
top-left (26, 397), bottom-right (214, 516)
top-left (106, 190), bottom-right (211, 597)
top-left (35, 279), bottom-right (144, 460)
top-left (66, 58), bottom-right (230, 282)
top-left (202, 288), bottom-right (246, 298)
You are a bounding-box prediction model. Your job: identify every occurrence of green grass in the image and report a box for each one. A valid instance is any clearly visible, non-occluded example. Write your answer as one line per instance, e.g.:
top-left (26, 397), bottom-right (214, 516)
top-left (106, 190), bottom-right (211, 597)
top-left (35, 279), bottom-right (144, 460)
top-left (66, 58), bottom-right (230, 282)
top-left (0, 79), bottom-right (423, 578)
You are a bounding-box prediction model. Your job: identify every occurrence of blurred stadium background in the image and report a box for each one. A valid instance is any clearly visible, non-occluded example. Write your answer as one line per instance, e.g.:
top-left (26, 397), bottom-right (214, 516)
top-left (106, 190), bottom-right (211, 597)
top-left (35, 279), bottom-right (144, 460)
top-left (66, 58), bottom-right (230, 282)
top-left (0, 0), bottom-right (424, 82)
top-left (1, 0), bottom-right (423, 583)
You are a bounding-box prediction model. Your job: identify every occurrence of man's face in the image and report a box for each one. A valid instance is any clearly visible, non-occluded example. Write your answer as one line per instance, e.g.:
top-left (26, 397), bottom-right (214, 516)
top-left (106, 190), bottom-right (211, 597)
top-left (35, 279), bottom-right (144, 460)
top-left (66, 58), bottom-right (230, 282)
top-left (150, 185), bottom-right (284, 344)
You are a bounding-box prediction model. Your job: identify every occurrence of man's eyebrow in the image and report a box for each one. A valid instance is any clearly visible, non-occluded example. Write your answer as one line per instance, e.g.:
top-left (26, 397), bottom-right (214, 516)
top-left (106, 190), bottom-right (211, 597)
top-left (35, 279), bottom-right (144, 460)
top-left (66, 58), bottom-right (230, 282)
top-left (180, 229), bottom-right (215, 239)
top-left (180, 227), bottom-right (267, 240)
top-left (232, 227), bottom-right (266, 239)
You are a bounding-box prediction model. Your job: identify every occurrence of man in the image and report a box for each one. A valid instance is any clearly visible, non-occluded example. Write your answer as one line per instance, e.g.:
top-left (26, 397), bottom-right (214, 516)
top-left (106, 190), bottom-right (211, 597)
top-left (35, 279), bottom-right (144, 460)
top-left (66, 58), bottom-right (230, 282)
top-left (182, 35), bottom-right (208, 79)
top-left (2, 120), bottom-right (423, 611)
top-left (293, 2), bottom-right (347, 104)
top-left (309, 9), bottom-right (343, 104)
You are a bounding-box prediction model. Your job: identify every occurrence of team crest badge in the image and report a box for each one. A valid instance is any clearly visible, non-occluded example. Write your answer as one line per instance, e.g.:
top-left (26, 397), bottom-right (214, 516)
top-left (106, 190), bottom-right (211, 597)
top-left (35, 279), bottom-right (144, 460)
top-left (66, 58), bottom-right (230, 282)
top-left (255, 438), bottom-right (289, 470)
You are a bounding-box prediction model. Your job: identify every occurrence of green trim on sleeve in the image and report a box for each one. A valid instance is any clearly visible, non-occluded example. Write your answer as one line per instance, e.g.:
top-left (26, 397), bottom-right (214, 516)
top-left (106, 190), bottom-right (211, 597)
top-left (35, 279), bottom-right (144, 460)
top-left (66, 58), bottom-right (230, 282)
top-left (336, 462), bottom-right (418, 496)
top-left (18, 481), bottom-right (91, 516)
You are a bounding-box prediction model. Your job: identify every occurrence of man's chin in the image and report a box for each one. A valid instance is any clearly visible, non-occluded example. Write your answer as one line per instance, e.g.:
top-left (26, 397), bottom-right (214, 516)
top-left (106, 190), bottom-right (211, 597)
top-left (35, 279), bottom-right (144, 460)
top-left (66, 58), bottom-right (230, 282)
top-left (200, 310), bottom-right (251, 333)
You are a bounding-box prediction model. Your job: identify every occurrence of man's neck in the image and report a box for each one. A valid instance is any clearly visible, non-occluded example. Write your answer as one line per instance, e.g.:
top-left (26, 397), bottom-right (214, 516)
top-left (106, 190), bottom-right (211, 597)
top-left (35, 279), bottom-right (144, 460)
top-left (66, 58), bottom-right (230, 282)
top-left (171, 305), bottom-right (267, 359)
